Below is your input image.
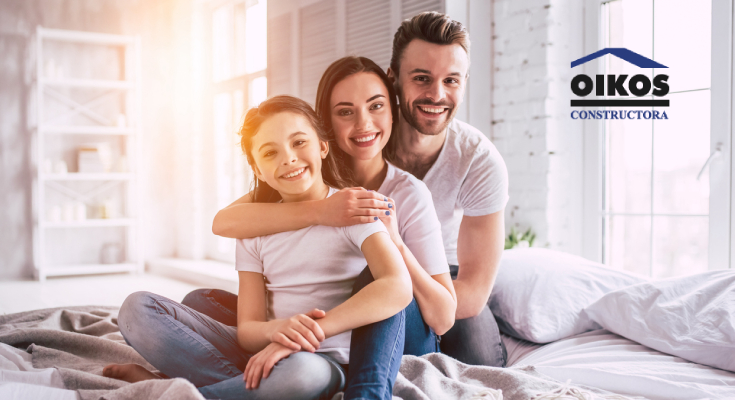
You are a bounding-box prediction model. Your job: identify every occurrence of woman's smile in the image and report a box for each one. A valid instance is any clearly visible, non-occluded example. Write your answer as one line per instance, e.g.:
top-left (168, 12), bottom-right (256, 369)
top-left (351, 131), bottom-right (381, 147)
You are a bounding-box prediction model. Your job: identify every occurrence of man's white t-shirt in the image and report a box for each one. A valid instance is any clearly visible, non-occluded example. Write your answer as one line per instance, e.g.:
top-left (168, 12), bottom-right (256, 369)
top-left (422, 119), bottom-right (509, 265)
top-left (378, 162), bottom-right (449, 276)
top-left (235, 187), bottom-right (388, 364)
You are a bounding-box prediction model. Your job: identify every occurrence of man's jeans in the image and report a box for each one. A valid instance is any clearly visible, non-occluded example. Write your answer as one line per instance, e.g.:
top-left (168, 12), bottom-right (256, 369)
top-left (439, 264), bottom-right (507, 367)
top-left (118, 291), bottom-right (345, 400)
top-left (181, 267), bottom-right (406, 400)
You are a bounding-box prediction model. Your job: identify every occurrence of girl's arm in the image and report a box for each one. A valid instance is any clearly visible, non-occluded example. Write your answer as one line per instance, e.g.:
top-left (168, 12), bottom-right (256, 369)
top-left (235, 271), bottom-right (325, 353)
top-left (315, 232), bottom-right (413, 337)
top-left (212, 188), bottom-right (391, 239)
top-left (380, 199), bottom-right (457, 335)
top-left (235, 271), bottom-right (273, 352)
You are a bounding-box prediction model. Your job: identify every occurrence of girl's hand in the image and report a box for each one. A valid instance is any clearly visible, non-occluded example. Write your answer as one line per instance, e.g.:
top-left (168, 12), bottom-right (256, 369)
top-left (318, 187), bottom-right (392, 226)
top-left (268, 309), bottom-right (326, 352)
top-left (244, 342), bottom-right (296, 390)
top-left (379, 197), bottom-right (403, 247)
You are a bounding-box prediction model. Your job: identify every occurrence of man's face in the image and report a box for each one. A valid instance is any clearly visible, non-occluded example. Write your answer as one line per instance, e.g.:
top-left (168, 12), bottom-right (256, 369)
top-left (393, 39), bottom-right (469, 136)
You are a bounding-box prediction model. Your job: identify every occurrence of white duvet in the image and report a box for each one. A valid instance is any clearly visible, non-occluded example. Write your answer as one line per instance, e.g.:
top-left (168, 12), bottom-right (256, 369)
top-left (0, 342), bottom-right (77, 400)
top-left (505, 330), bottom-right (735, 400)
top-left (3, 332), bottom-right (735, 399)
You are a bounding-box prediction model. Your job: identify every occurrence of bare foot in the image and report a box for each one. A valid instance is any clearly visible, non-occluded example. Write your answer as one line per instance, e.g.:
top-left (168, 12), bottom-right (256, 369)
top-left (102, 363), bottom-right (163, 383)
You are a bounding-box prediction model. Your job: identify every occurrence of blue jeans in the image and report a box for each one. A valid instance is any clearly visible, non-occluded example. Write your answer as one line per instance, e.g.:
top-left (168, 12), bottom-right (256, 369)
top-left (183, 267), bottom-right (406, 400)
top-left (118, 291), bottom-right (345, 400)
top-left (439, 264), bottom-right (507, 367)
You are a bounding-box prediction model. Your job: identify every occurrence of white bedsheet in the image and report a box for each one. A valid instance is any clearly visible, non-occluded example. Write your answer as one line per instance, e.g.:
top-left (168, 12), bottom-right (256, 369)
top-left (505, 330), bottom-right (735, 400)
top-left (0, 342), bottom-right (77, 400)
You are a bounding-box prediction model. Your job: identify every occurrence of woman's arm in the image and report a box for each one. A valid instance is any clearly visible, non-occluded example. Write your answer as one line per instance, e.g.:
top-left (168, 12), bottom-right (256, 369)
top-left (381, 197), bottom-right (457, 335)
top-left (212, 188), bottom-right (391, 239)
top-left (213, 193), bottom-right (319, 239)
top-left (395, 244), bottom-right (456, 335)
top-left (315, 232), bottom-right (413, 337)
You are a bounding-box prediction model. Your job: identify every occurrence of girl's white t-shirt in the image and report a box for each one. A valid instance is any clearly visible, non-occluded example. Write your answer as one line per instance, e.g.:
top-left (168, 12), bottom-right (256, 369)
top-left (236, 187), bottom-right (388, 364)
top-left (378, 162), bottom-right (449, 276)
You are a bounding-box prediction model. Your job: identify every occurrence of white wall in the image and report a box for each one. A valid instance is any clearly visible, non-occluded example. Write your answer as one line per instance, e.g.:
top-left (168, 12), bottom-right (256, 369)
top-left (492, 0), bottom-right (585, 253)
top-left (0, 0), bottom-right (186, 279)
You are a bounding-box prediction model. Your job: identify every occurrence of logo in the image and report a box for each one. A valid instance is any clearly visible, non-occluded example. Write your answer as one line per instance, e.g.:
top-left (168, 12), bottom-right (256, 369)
top-left (570, 48), bottom-right (669, 120)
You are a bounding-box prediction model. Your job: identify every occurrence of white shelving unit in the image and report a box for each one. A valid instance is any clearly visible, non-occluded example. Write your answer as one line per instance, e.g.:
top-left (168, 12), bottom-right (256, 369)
top-left (33, 27), bottom-right (143, 280)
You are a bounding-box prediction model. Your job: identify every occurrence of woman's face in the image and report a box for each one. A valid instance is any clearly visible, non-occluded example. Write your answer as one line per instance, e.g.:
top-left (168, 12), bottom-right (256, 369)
top-left (330, 72), bottom-right (392, 162)
top-left (249, 111), bottom-right (329, 199)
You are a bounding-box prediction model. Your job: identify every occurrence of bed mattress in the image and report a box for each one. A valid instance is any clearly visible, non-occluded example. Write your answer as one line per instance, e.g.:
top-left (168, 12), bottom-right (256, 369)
top-left (503, 329), bottom-right (735, 400)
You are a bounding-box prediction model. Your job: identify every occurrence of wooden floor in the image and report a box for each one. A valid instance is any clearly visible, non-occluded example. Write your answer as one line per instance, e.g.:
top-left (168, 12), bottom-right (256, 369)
top-left (0, 273), bottom-right (202, 315)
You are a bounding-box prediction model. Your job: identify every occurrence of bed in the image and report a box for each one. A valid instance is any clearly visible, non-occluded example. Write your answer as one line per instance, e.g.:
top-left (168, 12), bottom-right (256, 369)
top-left (1, 248), bottom-right (734, 400)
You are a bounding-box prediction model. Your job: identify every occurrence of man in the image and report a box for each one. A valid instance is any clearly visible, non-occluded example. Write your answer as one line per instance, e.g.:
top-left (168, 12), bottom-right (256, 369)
top-left (387, 12), bottom-right (509, 367)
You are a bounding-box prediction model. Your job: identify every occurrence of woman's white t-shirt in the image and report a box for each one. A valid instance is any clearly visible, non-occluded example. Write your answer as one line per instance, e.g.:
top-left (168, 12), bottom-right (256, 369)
top-left (378, 162), bottom-right (449, 276)
top-left (235, 187), bottom-right (388, 364)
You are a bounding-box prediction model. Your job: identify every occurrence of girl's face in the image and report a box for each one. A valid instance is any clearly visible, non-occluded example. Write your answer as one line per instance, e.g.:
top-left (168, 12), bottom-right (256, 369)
top-left (330, 72), bottom-right (392, 162)
top-left (249, 112), bottom-right (329, 201)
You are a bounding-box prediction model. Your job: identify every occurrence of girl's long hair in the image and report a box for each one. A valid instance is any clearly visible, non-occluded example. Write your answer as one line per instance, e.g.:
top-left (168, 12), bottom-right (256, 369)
top-left (239, 95), bottom-right (353, 203)
top-left (315, 56), bottom-right (400, 185)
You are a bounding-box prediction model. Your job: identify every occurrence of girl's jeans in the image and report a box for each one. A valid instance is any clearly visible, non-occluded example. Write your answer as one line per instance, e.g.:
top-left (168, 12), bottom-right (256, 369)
top-left (118, 291), bottom-right (346, 400)
top-left (181, 267), bottom-right (415, 400)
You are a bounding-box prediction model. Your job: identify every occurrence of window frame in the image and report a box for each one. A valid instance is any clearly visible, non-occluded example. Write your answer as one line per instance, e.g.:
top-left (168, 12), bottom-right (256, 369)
top-left (204, 0), bottom-right (267, 263)
top-left (581, 0), bottom-right (732, 271)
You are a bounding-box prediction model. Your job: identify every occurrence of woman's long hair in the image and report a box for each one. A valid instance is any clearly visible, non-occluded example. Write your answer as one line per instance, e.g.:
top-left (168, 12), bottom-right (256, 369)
top-left (239, 95), bottom-right (353, 203)
top-left (315, 57), bottom-right (400, 185)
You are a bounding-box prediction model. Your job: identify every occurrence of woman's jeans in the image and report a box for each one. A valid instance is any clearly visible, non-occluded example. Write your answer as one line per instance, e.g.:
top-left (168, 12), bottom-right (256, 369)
top-left (118, 291), bottom-right (345, 400)
top-left (440, 264), bottom-right (507, 367)
top-left (182, 267), bottom-right (407, 400)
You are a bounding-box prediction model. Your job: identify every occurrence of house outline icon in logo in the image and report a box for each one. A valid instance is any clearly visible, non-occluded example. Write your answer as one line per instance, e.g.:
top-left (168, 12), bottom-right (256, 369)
top-left (571, 48), bottom-right (668, 69)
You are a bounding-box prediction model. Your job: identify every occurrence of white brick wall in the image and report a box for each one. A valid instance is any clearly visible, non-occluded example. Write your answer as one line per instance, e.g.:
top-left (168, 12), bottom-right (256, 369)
top-left (492, 0), bottom-right (584, 253)
top-left (493, 0), bottom-right (551, 246)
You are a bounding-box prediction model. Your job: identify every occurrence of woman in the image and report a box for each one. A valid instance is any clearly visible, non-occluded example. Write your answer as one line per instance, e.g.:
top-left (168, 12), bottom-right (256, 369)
top-left (103, 96), bottom-right (412, 400)
top-left (196, 57), bottom-right (456, 361)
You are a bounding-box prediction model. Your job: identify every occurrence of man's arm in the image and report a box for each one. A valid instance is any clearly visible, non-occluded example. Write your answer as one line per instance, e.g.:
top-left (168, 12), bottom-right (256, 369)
top-left (453, 210), bottom-right (505, 319)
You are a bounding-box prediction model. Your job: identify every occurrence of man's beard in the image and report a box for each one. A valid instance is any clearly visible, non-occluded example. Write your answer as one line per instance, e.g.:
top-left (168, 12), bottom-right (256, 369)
top-left (398, 89), bottom-right (457, 137)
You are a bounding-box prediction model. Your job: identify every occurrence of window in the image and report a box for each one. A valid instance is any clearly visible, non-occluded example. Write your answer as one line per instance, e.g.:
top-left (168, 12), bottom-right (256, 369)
top-left (587, 0), bottom-right (726, 277)
top-left (208, 0), bottom-right (267, 262)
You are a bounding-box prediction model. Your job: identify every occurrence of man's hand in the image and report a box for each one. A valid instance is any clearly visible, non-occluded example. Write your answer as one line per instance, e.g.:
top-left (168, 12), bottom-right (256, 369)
top-left (244, 342), bottom-right (297, 390)
top-left (317, 187), bottom-right (392, 226)
top-left (267, 309), bottom-right (326, 352)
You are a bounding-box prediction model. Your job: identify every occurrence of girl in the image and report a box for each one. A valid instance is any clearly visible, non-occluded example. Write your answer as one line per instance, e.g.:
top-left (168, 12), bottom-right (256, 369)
top-left (103, 96), bottom-right (413, 400)
top-left (195, 56), bottom-right (456, 367)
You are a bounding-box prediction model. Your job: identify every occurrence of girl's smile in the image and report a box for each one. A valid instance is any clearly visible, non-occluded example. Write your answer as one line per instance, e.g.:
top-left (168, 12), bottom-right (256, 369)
top-left (280, 166), bottom-right (308, 180)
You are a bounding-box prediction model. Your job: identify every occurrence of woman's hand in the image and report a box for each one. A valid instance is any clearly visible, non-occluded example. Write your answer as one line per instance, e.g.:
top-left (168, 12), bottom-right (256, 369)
top-left (378, 197), bottom-right (403, 248)
top-left (244, 342), bottom-right (297, 390)
top-left (267, 309), bottom-right (326, 352)
top-left (317, 187), bottom-right (392, 226)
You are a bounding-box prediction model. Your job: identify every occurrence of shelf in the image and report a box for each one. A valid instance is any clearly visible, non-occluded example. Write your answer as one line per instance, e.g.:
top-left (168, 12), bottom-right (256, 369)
top-left (41, 126), bottom-right (134, 135)
top-left (41, 263), bottom-right (138, 278)
top-left (35, 27), bottom-right (141, 282)
top-left (41, 78), bottom-right (132, 89)
top-left (39, 28), bottom-right (135, 46)
top-left (44, 219), bottom-right (134, 228)
top-left (42, 173), bottom-right (132, 181)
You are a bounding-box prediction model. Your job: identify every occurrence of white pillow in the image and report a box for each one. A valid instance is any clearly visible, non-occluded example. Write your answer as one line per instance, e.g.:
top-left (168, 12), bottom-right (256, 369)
top-left (489, 248), bottom-right (646, 343)
top-left (584, 270), bottom-right (735, 373)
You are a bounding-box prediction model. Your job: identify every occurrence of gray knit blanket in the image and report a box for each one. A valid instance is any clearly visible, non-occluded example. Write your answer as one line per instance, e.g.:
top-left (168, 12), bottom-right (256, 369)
top-left (0, 306), bottom-right (616, 400)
